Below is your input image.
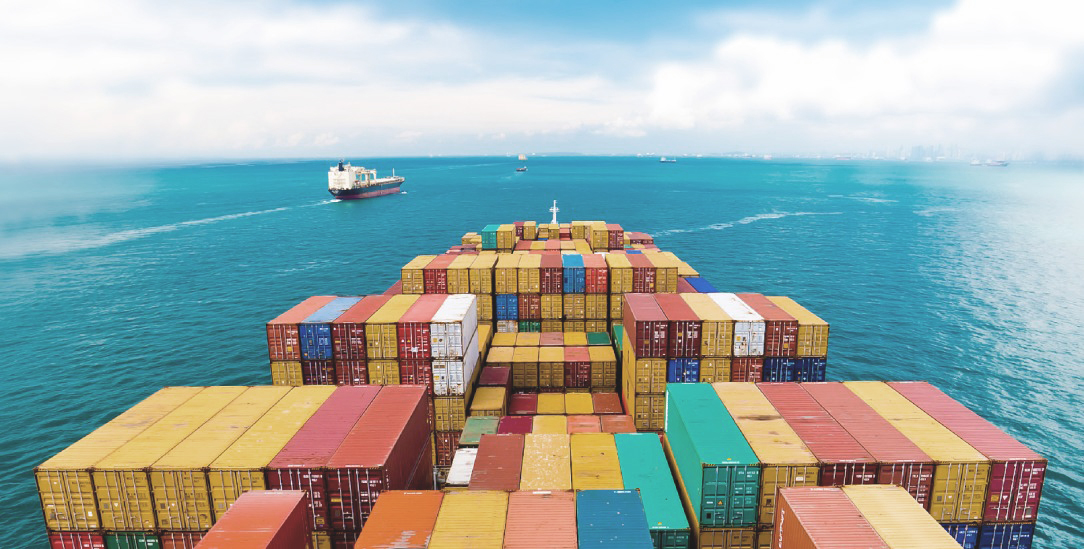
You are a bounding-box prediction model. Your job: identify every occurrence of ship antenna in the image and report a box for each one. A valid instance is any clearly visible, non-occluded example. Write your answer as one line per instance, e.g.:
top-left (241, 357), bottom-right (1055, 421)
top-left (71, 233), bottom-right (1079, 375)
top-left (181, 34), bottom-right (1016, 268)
top-left (550, 200), bottom-right (559, 224)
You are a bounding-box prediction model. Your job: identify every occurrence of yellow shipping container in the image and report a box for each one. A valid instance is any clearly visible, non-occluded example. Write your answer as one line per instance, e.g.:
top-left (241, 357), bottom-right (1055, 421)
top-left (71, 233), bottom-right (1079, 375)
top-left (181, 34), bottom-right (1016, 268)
top-left (515, 333), bottom-right (540, 347)
top-left (540, 294), bottom-right (563, 319)
top-left (487, 346), bottom-right (514, 368)
top-left (570, 433), bottom-right (623, 490)
top-left (699, 529), bottom-right (758, 549)
top-left (269, 361), bottom-right (303, 386)
top-left (536, 393), bottom-right (565, 414)
top-left (491, 333), bottom-right (517, 347)
top-left (533, 415), bottom-right (568, 434)
top-left (605, 254), bottom-right (633, 293)
top-left (401, 255), bottom-right (436, 294)
top-left (658, 251), bottom-right (699, 277)
top-left (609, 294), bottom-right (624, 320)
top-left (843, 485), bottom-right (962, 548)
top-left (564, 393), bottom-right (594, 414)
top-left (497, 224), bottom-right (516, 250)
top-left (471, 387), bottom-right (507, 416)
top-left (584, 320), bottom-right (607, 333)
top-left (565, 320), bottom-right (586, 332)
top-left (563, 294), bottom-right (585, 319)
top-left (36, 387), bottom-right (202, 531)
top-left (539, 347), bottom-right (565, 388)
top-left (368, 360), bottom-right (401, 386)
top-left (590, 223), bottom-right (609, 250)
top-left (365, 294), bottom-right (420, 359)
top-left (434, 396), bottom-right (468, 431)
top-left (511, 346), bottom-right (539, 388)
top-left (523, 221), bottom-right (537, 240)
top-left (564, 332), bottom-right (588, 346)
top-left (633, 394), bottom-right (666, 431)
top-left (646, 253), bottom-right (679, 293)
top-left (530, 241), bottom-right (546, 251)
top-left (150, 386), bottom-right (290, 530)
top-left (517, 254), bottom-right (542, 293)
top-left (845, 382), bottom-right (991, 522)
top-left (461, 232), bottom-right (479, 246)
top-left (588, 346), bottom-right (617, 388)
top-left (446, 255), bottom-right (475, 294)
top-left (713, 383), bottom-right (819, 528)
top-left (475, 294), bottom-right (494, 321)
top-left (681, 294), bottom-right (734, 357)
top-left (469, 255), bottom-right (497, 294)
top-left (94, 386), bottom-right (248, 530)
top-left (767, 296), bottom-right (829, 357)
top-left (559, 240), bottom-right (574, 250)
top-left (494, 254), bottom-right (521, 294)
top-left (584, 294), bottom-right (608, 320)
top-left (632, 356), bottom-right (668, 396)
top-left (541, 320), bottom-right (563, 332)
top-left (477, 323), bottom-right (493, 351)
top-left (430, 490), bottom-right (508, 549)
top-left (699, 358), bottom-right (731, 383)
top-left (520, 434), bottom-right (572, 490)
top-left (207, 386), bottom-right (335, 521)
top-left (570, 221), bottom-right (588, 240)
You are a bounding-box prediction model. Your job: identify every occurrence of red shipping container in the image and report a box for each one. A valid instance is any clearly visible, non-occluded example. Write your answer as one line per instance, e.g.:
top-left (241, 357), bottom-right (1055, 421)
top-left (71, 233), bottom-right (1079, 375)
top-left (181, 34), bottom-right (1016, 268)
top-left (336, 360), bottom-right (368, 385)
top-left (627, 254), bottom-right (657, 293)
top-left (517, 294), bottom-right (541, 320)
top-left (397, 295), bottom-right (446, 359)
top-left (267, 386), bottom-right (379, 531)
top-left (583, 255), bottom-right (609, 294)
top-left (567, 415), bottom-right (602, 433)
top-left (478, 366), bottom-right (512, 389)
top-left (399, 358), bottom-right (434, 395)
top-left (515, 240), bottom-right (531, 251)
top-left (676, 278), bottom-right (696, 293)
top-left (773, 487), bottom-right (889, 549)
top-left (888, 381), bottom-right (1046, 522)
top-left (49, 532), bottom-right (105, 549)
top-left (622, 294), bottom-right (669, 358)
top-left (435, 431), bottom-right (460, 467)
top-left (736, 293), bottom-right (799, 357)
top-left (606, 223), bottom-right (623, 250)
top-left (267, 296), bottom-right (338, 361)
top-left (591, 392), bottom-right (624, 415)
top-left (514, 221), bottom-right (525, 238)
top-left (326, 385), bottom-right (431, 532)
top-left (509, 393), bottom-right (538, 415)
top-left (504, 490), bottom-right (578, 549)
top-left (301, 360), bottom-right (336, 385)
top-left (564, 346), bottom-right (591, 388)
top-left (559, 228), bottom-right (572, 240)
top-left (542, 240), bottom-right (557, 250)
top-left (540, 255), bottom-right (564, 294)
top-left (600, 415), bottom-right (637, 434)
top-left (469, 434), bottom-right (525, 491)
top-left (498, 415), bottom-right (534, 434)
top-left (730, 358), bottom-right (763, 382)
top-left (757, 383), bottom-right (878, 487)
top-left (422, 255), bottom-right (455, 294)
top-left (540, 332), bottom-right (565, 346)
top-left (331, 295), bottom-right (390, 361)
top-left (656, 293), bottom-right (702, 358)
top-left (195, 490), bottom-right (311, 549)
top-left (354, 491), bottom-right (443, 549)
top-left (383, 280), bottom-right (403, 295)
top-left (803, 383), bottom-right (936, 508)
top-left (159, 532), bottom-right (204, 549)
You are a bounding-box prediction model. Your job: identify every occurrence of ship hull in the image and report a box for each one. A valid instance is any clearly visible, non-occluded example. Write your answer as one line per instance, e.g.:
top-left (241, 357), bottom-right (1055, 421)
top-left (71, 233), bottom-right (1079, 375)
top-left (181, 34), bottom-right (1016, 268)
top-left (329, 181), bottom-right (403, 200)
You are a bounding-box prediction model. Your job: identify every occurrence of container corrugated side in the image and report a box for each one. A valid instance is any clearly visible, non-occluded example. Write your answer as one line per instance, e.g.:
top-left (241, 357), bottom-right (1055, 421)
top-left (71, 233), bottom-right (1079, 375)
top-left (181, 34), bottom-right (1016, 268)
top-left (469, 254), bottom-right (498, 294)
top-left (571, 433), bottom-right (623, 490)
top-left (365, 295), bottom-right (420, 360)
top-left (615, 433), bottom-right (691, 549)
top-left (94, 386), bottom-right (248, 531)
top-left (195, 490), bottom-right (311, 549)
top-left (576, 490), bottom-right (654, 549)
top-left (494, 254), bottom-right (522, 294)
top-left (430, 294), bottom-right (479, 359)
top-left (845, 382), bottom-right (991, 523)
top-left (623, 294), bottom-right (669, 358)
top-left (713, 383), bottom-right (819, 529)
top-left (470, 387), bottom-right (508, 416)
top-left (511, 346), bottom-right (539, 389)
top-left (468, 434), bottom-right (524, 491)
top-left (520, 434), bottom-right (572, 490)
top-left (433, 332), bottom-right (479, 397)
top-left (517, 254), bottom-right (542, 293)
top-left (353, 491), bottom-right (443, 549)
top-left (707, 294), bottom-right (765, 357)
top-left (773, 487), bottom-right (889, 549)
top-left (428, 490), bottom-right (508, 548)
top-left (401, 255), bottom-right (437, 294)
top-left (398, 294), bottom-right (447, 361)
top-left (681, 294), bottom-right (733, 358)
top-left (267, 296), bottom-right (338, 361)
top-left (765, 297), bottom-right (828, 357)
top-left (331, 295), bottom-right (392, 362)
top-left (843, 485), bottom-right (962, 548)
top-left (36, 387), bottom-right (203, 531)
top-left (735, 294), bottom-right (798, 357)
top-left (446, 255), bottom-right (476, 294)
top-left (538, 346), bottom-right (565, 389)
top-left (150, 386), bottom-right (292, 530)
top-left (503, 490), bottom-right (577, 549)
top-left (299, 297), bottom-right (363, 361)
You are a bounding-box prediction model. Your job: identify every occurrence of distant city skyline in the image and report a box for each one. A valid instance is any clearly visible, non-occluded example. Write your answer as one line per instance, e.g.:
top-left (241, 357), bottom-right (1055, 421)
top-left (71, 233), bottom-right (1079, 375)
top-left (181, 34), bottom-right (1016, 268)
top-left (2, 0), bottom-right (1081, 162)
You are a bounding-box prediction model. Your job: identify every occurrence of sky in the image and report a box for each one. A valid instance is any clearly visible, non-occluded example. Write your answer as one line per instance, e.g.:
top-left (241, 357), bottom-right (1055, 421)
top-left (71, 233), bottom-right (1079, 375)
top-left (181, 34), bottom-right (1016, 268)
top-left (2, 0), bottom-right (1083, 160)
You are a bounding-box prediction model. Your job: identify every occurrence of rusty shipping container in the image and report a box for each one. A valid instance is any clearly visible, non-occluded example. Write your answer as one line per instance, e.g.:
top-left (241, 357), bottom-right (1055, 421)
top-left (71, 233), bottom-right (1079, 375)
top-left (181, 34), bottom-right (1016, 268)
top-left (468, 434), bottom-right (525, 491)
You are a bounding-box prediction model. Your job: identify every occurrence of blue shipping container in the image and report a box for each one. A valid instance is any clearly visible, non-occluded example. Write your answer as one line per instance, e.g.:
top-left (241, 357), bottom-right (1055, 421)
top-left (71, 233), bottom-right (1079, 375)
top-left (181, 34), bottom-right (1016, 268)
top-left (795, 357), bottom-right (826, 381)
top-left (299, 296), bottom-right (362, 360)
top-left (943, 524), bottom-right (980, 549)
top-left (667, 359), bottom-right (700, 383)
top-left (563, 254), bottom-right (586, 293)
top-left (496, 294), bottom-right (519, 320)
top-left (627, 250), bottom-right (643, 254)
top-left (762, 358), bottom-right (798, 382)
top-left (979, 523), bottom-right (1033, 549)
top-left (686, 278), bottom-right (718, 293)
top-left (576, 490), bottom-right (654, 549)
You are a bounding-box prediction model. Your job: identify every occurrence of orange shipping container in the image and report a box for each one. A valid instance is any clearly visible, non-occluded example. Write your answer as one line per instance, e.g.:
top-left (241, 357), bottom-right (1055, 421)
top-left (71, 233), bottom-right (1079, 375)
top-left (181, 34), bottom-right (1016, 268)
top-left (353, 491), bottom-right (443, 549)
top-left (503, 491), bottom-right (578, 549)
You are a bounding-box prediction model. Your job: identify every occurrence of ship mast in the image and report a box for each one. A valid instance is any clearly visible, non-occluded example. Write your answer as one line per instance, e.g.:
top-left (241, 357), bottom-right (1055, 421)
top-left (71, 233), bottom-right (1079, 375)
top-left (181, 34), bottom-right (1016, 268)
top-left (550, 200), bottom-right (559, 224)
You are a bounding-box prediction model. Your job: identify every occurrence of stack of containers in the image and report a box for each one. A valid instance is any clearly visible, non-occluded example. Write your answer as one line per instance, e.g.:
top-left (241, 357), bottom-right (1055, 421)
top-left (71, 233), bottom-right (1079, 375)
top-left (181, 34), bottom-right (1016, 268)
top-left (680, 293), bottom-right (733, 383)
top-left (620, 293), bottom-right (669, 430)
top-left (735, 294), bottom-right (800, 383)
top-left (517, 254), bottom-right (542, 333)
top-left (709, 293), bottom-right (766, 382)
top-left (470, 254), bottom-right (498, 324)
top-left (195, 490), bottom-right (312, 548)
top-left (495, 253), bottom-right (521, 333)
top-left (331, 295), bottom-right (392, 386)
top-left (445, 447), bottom-right (477, 490)
top-left (298, 297), bottom-right (363, 385)
top-left (606, 253), bottom-right (633, 331)
top-left (401, 255), bottom-right (436, 293)
top-left (615, 433), bottom-right (691, 548)
top-left (267, 296), bottom-right (336, 385)
top-left (766, 296), bottom-right (829, 381)
top-left (429, 294), bottom-right (482, 467)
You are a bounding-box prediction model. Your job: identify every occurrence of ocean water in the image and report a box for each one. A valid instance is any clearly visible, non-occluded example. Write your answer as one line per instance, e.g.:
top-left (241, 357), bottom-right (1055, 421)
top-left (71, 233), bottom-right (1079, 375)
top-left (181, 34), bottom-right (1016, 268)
top-left (1, 156), bottom-right (1081, 547)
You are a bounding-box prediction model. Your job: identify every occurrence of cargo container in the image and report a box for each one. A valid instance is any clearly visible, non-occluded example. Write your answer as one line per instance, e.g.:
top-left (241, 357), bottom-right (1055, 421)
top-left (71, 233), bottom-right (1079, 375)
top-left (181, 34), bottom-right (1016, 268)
top-left (434, 396), bottom-right (466, 432)
top-left (615, 433), bottom-right (692, 549)
top-left (606, 254), bottom-right (634, 293)
top-left (656, 294), bottom-right (703, 358)
top-left (476, 294), bottom-right (494, 322)
top-left (535, 346), bottom-right (564, 388)
top-left (565, 346), bottom-right (592, 388)
top-left (576, 490), bottom-right (653, 549)
top-left (730, 358), bottom-right (763, 383)
top-left (503, 490), bottom-right (578, 549)
top-left (508, 392), bottom-right (537, 415)
top-left (536, 393), bottom-right (565, 414)
top-left (677, 277), bottom-right (696, 293)
top-left (402, 255), bottom-right (437, 294)
top-left (764, 297), bottom-right (828, 358)
top-left (367, 360), bottom-right (401, 386)
top-left (628, 254), bottom-right (658, 293)
top-left (707, 294), bottom-right (765, 357)
top-left (207, 387), bottom-right (335, 522)
top-left (299, 297), bottom-right (363, 361)
top-left (469, 254), bottom-right (497, 294)
top-left (943, 523), bottom-right (980, 549)
top-left (756, 383), bottom-right (877, 487)
top-left (460, 416), bottom-right (499, 447)
top-left (534, 415), bottom-right (567, 434)
top-left (844, 382), bottom-right (990, 522)
top-left (517, 294), bottom-right (541, 320)
top-left (446, 254), bottom-right (475, 294)
top-left (397, 294), bottom-right (445, 360)
top-left (325, 385), bottom-right (431, 532)
top-left (300, 360), bottom-right (336, 385)
top-left (843, 485), bottom-right (962, 548)
top-left (539, 254), bottom-right (563, 293)
top-left (511, 346), bottom-right (539, 389)
top-left (468, 434), bottom-right (524, 491)
top-left (562, 254), bottom-right (586, 293)
top-left (101, 532), bottom-right (160, 549)
top-left (665, 383), bottom-right (760, 528)
top-left (520, 434), bottom-right (572, 490)
top-left (978, 522), bottom-right (1034, 549)
top-left (422, 254), bottom-right (455, 294)
top-left (582, 254), bottom-right (608, 293)
top-left (592, 392), bottom-right (623, 414)
top-left (801, 383), bottom-right (936, 508)
top-left (429, 294), bottom-right (479, 358)
top-left (888, 381), bottom-right (1046, 523)
top-left (601, 415), bottom-right (637, 434)
top-left (433, 331), bottom-right (479, 396)
top-left (364, 295), bottom-right (419, 360)
top-left (624, 294), bottom-right (669, 358)
top-left (686, 278), bottom-right (718, 293)
top-left (697, 528), bottom-right (757, 549)
top-left (331, 295), bottom-right (391, 362)
top-left (713, 383), bottom-right (819, 528)
top-left (48, 531), bottom-right (106, 549)
top-left (159, 531), bottom-right (203, 549)
top-left (567, 415), bottom-right (602, 433)
top-left (270, 361), bottom-right (304, 386)
top-left (478, 366), bottom-right (511, 388)
top-left (735, 294), bottom-right (797, 357)
top-left (647, 253), bottom-right (680, 293)
top-left (540, 331), bottom-right (565, 346)
top-left (353, 491), bottom-right (443, 549)
top-left (565, 392), bottom-right (593, 414)
top-left (697, 357), bottom-right (730, 384)
top-left (446, 448), bottom-right (478, 488)
top-left (773, 487), bottom-right (889, 549)
top-left (429, 490), bottom-right (508, 548)
top-left (495, 294), bottom-right (518, 321)
top-left (571, 433), bottom-right (623, 490)
top-left (763, 357), bottom-right (826, 382)
top-left (494, 254), bottom-right (521, 294)
top-left (667, 358), bottom-right (700, 383)
top-left (679, 294), bottom-right (732, 358)
top-left (268, 296), bottom-right (338, 361)
top-left (195, 490), bottom-right (311, 549)
top-left (517, 254), bottom-right (542, 294)
top-left (471, 387), bottom-right (508, 416)
top-left (514, 332), bottom-right (540, 346)
top-left (498, 415), bottom-right (533, 435)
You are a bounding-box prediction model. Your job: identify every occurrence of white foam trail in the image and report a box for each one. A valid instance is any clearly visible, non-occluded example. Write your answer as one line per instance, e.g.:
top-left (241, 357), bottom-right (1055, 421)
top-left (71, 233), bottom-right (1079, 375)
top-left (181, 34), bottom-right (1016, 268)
top-left (914, 207), bottom-right (957, 217)
top-left (653, 211), bottom-right (841, 237)
top-left (834, 195), bottom-right (897, 204)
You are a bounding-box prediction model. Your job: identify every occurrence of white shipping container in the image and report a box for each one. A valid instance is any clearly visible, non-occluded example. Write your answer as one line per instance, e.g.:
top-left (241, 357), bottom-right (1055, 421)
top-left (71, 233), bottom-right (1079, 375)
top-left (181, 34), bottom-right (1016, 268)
top-left (446, 447), bottom-right (478, 487)
top-left (433, 332), bottom-right (480, 396)
top-left (708, 293), bottom-right (766, 356)
top-left (496, 320), bottom-right (518, 333)
top-left (430, 294), bottom-right (480, 358)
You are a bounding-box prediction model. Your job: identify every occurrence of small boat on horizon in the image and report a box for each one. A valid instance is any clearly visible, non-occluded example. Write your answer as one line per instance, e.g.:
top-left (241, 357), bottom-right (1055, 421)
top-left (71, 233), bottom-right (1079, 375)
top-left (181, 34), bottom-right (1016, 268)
top-left (516, 153), bottom-right (528, 171)
top-left (986, 159), bottom-right (1009, 167)
top-left (327, 160), bottom-right (404, 200)
top-left (659, 156), bottom-right (677, 163)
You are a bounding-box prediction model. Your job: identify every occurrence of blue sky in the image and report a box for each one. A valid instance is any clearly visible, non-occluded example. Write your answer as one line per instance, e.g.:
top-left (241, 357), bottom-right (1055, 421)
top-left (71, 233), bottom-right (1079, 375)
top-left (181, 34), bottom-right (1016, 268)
top-left (1, 0), bottom-right (1080, 160)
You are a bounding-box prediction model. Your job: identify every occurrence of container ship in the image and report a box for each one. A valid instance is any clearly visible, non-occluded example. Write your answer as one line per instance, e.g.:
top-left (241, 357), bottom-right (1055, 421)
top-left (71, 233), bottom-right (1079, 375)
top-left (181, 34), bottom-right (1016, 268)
top-left (327, 160), bottom-right (404, 200)
top-left (36, 206), bottom-right (1045, 549)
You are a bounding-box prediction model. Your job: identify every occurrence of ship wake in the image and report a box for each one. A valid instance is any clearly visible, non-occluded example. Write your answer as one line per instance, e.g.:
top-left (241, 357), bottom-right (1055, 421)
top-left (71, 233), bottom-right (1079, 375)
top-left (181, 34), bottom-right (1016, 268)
top-left (653, 211), bottom-right (842, 237)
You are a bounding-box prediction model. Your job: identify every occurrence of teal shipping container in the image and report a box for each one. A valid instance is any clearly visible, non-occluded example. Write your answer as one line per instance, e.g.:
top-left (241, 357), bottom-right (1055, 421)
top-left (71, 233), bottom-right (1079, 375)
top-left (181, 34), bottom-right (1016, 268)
top-left (615, 433), bottom-right (691, 549)
top-left (459, 416), bottom-right (500, 447)
top-left (105, 532), bottom-right (160, 549)
top-left (481, 224), bottom-right (500, 249)
top-left (576, 490), bottom-right (654, 549)
top-left (665, 383), bottom-right (760, 528)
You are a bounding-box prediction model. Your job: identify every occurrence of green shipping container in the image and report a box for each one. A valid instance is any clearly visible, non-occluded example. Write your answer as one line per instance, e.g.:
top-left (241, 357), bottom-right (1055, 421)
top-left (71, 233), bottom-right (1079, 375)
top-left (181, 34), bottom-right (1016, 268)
top-left (587, 332), bottom-right (612, 346)
top-left (481, 224), bottom-right (500, 249)
top-left (460, 416), bottom-right (500, 447)
top-left (615, 433), bottom-right (691, 549)
top-left (665, 383), bottom-right (760, 528)
top-left (518, 321), bottom-right (541, 332)
top-left (612, 325), bottom-right (624, 352)
top-left (105, 532), bottom-right (161, 549)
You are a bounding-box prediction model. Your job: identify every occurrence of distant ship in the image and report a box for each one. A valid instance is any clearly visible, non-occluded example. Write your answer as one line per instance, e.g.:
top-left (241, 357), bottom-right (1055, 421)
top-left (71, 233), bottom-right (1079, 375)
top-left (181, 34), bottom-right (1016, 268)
top-left (328, 160), bottom-right (405, 200)
top-left (986, 159), bottom-right (1009, 167)
top-left (517, 154), bottom-right (528, 172)
top-left (659, 157), bottom-right (677, 163)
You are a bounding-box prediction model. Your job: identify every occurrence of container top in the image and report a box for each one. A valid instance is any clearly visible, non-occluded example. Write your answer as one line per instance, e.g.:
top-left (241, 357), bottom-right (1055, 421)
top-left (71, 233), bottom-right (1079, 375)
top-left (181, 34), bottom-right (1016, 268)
top-left (565, 393), bottom-right (594, 414)
top-left (491, 333), bottom-right (517, 347)
top-left (353, 491), bottom-right (444, 549)
top-left (541, 254), bottom-right (563, 268)
top-left (449, 254), bottom-right (476, 269)
top-left (470, 254), bottom-right (498, 268)
top-left (802, 383), bottom-right (932, 464)
top-left (504, 491), bottom-right (578, 549)
top-left (614, 433), bottom-right (690, 532)
top-left (687, 277), bottom-right (718, 293)
top-left (498, 415), bottom-right (534, 435)
top-left (575, 490), bottom-right (653, 549)
top-left (469, 434), bottom-right (525, 491)
top-left (198, 490), bottom-right (308, 541)
top-left (776, 487), bottom-right (889, 548)
top-left (604, 253), bottom-right (632, 269)
top-left (587, 346), bottom-right (615, 362)
top-left (512, 346), bottom-right (540, 362)
top-left (666, 383), bottom-right (759, 466)
top-left (680, 293), bottom-right (733, 322)
top-left (624, 293), bottom-right (667, 322)
top-left (562, 254), bottom-right (585, 268)
top-left (520, 434), bottom-right (572, 490)
top-left (472, 387), bottom-right (507, 411)
top-left (367, 294), bottom-right (421, 324)
top-left (586, 332), bottom-right (611, 346)
top-left (583, 254), bottom-right (607, 268)
top-left (534, 415), bottom-right (567, 434)
top-left (482, 224), bottom-right (500, 232)
top-left (712, 383), bottom-right (818, 465)
top-left (333, 295), bottom-right (392, 324)
top-left (425, 254), bottom-right (456, 269)
top-left (327, 385), bottom-right (427, 468)
top-left (267, 386), bottom-right (380, 469)
top-left (601, 415), bottom-right (637, 434)
top-left (736, 293), bottom-right (797, 323)
top-left (539, 346), bottom-right (565, 362)
top-left (211, 386), bottom-right (336, 469)
top-left (432, 294), bottom-right (478, 324)
top-left (757, 383), bottom-right (875, 464)
top-left (403, 254), bottom-right (437, 270)
top-left (843, 485), bottom-right (963, 548)
top-left (708, 293), bottom-right (764, 323)
top-left (460, 416), bottom-right (500, 446)
top-left (626, 253), bottom-right (653, 269)
top-left (268, 295), bottom-right (337, 325)
top-left (496, 254), bottom-right (522, 268)
top-left (567, 415), bottom-right (602, 433)
top-left (400, 294), bottom-right (447, 323)
top-left (515, 332), bottom-right (540, 346)
top-left (446, 448), bottom-right (478, 486)
top-left (519, 254), bottom-right (542, 269)
top-left (487, 346), bottom-right (514, 362)
top-left (301, 296), bottom-right (363, 324)
top-left (592, 393), bottom-right (623, 415)
top-left (564, 332), bottom-right (588, 346)
top-left (429, 490), bottom-right (509, 549)
top-left (767, 296), bottom-right (827, 326)
top-left (655, 293), bottom-right (700, 323)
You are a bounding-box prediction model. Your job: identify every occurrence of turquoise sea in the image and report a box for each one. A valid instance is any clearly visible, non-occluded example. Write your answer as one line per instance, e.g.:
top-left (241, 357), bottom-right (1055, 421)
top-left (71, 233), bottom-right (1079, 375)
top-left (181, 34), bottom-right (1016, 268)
top-left (1, 157), bottom-right (1081, 547)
